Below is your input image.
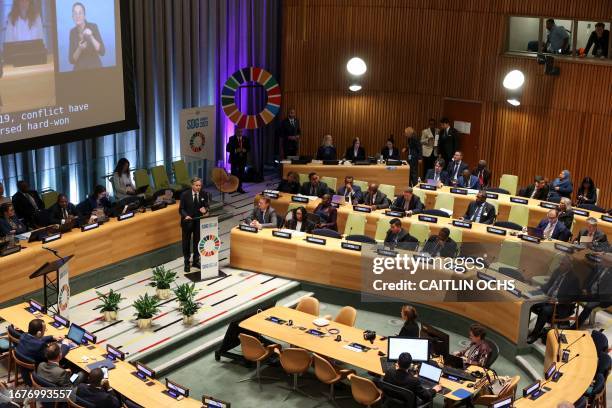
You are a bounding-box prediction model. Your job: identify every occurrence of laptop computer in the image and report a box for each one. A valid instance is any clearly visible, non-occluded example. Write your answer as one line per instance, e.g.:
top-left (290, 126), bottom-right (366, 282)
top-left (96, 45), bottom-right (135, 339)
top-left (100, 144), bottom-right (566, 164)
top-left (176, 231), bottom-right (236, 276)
top-left (418, 362), bottom-right (443, 388)
top-left (444, 353), bottom-right (464, 369)
top-left (331, 195), bottom-right (345, 206)
top-left (63, 324), bottom-right (86, 349)
top-left (526, 227), bottom-right (544, 239)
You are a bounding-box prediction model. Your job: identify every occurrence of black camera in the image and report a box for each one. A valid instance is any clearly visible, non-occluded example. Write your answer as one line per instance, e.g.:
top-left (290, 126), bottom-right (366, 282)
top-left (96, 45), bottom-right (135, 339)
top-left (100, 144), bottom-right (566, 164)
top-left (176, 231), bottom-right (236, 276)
top-left (363, 330), bottom-right (377, 344)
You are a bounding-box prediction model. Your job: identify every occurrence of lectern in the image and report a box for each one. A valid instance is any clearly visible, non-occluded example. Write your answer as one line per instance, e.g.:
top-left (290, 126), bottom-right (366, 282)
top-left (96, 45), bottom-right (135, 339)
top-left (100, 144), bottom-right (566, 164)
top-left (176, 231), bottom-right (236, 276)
top-left (29, 254), bottom-right (74, 314)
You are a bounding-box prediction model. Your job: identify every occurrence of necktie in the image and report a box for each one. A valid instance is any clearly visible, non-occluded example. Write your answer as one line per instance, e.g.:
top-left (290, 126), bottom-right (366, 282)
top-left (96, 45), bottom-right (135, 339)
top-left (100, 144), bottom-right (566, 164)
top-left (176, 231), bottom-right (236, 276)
top-left (238, 138), bottom-right (243, 150)
top-left (404, 199), bottom-right (410, 211)
top-left (194, 193), bottom-right (198, 207)
top-left (478, 171), bottom-right (484, 186)
top-left (262, 209), bottom-right (267, 223)
top-left (434, 173), bottom-right (439, 183)
top-left (26, 193), bottom-right (38, 210)
top-left (63, 208), bottom-right (68, 219)
top-left (453, 163), bottom-right (459, 178)
top-left (547, 273), bottom-right (566, 297)
top-left (543, 221), bottom-right (555, 239)
top-left (530, 187), bottom-right (538, 199)
top-left (473, 203), bottom-right (484, 222)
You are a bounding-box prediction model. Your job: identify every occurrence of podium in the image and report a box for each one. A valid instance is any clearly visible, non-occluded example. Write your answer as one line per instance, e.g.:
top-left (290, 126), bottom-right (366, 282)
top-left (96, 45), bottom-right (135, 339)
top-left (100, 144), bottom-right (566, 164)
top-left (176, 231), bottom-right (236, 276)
top-left (29, 254), bottom-right (74, 314)
top-left (185, 215), bottom-right (225, 282)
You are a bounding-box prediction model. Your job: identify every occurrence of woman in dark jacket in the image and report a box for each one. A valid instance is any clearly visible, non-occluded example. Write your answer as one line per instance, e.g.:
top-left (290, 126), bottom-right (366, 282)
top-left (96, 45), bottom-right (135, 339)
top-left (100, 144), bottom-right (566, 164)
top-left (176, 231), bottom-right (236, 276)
top-left (398, 305), bottom-right (420, 337)
top-left (316, 134), bottom-right (337, 161)
top-left (0, 203), bottom-right (28, 236)
top-left (576, 177), bottom-right (597, 206)
top-left (284, 206), bottom-right (314, 233)
top-left (558, 197), bottom-right (574, 230)
top-left (344, 138), bottom-right (366, 161)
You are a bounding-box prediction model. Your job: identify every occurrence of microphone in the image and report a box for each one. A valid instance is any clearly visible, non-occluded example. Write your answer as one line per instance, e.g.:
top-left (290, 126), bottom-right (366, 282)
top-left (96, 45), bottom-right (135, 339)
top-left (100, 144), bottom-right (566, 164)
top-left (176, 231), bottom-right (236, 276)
top-left (563, 333), bottom-right (586, 352)
top-left (551, 353), bottom-right (580, 381)
top-left (557, 328), bottom-right (568, 344)
top-left (42, 246), bottom-right (62, 260)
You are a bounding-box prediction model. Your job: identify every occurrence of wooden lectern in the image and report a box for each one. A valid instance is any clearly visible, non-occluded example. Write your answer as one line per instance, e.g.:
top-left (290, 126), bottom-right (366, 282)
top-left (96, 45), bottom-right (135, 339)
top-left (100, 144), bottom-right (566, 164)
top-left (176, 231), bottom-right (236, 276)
top-left (29, 254), bottom-right (74, 314)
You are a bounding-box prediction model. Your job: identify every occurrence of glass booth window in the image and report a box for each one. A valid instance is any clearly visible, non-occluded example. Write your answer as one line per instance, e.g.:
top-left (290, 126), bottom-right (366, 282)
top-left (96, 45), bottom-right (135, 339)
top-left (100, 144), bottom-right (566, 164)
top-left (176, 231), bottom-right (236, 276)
top-left (508, 16), bottom-right (540, 53)
top-left (543, 18), bottom-right (574, 55)
top-left (576, 21), bottom-right (610, 59)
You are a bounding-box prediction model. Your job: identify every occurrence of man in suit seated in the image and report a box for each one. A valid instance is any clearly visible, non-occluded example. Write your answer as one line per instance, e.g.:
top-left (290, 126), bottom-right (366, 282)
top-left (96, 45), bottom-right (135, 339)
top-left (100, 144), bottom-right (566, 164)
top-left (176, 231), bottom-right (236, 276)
top-left (11, 180), bottom-right (45, 228)
top-left (425, 159), bottom-right (449, 187)
top-left (37, 342), bottom-right (85, 386)
top-left (446, 151), bottom-right (469, 182)
top-left (462, 190), bottom-right (496, 224)
top-left (384, 218), bottom-right (419, 250)
top-left (47, 194), bottom-right (80, 227)
top-left (336, 176), bottom-right (363, 204)
top-left (391, 187), bottom-right (424, 216)
top-left (573, 217), bottom-right (609, 251)
top-left (75, 368), bottom-right (121, 408)
top-left (383, 352), bottom-right (441, 403)
top-left (536, 209), bottom-right (571, 241)
top-left (300, 172), bottom-right (329, 197)
top-left (572, 263), bottom-right (611, 329)
top-left (16, 319), bottom-right (68, 364)
top-left (362, 183), bottom-right (390, 210)
top-left (179, 177), bottom-right (210, 272)
top-left (527, 255), bottom-right (579, 343)
top-left (519, 175), bottom-right (550, 200)
top-left (473, 160), bottom-right (491, 189)
top-left (422, 228), bottom-right (457, 258)
top-left (245, 197), bottom-right (278, 230)
top-left (456, 169), bottom-right (480, 189)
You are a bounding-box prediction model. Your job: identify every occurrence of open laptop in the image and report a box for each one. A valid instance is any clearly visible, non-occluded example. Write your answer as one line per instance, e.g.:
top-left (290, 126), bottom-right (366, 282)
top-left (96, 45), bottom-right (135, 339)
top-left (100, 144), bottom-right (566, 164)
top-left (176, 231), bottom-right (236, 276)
top-left (526, 227), bottom-right (544, 239)
top-left (63, 324), bottom-right (86, 350)
top-left (418, 362), bottom-right (443, 388)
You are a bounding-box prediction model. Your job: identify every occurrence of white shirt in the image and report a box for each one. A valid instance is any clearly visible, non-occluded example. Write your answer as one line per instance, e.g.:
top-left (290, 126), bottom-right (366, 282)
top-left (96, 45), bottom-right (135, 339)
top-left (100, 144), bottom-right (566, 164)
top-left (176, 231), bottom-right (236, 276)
top-left (4, 16), bottom-right (44, 43)
top-left (295, 221), bottom-right (302, 231)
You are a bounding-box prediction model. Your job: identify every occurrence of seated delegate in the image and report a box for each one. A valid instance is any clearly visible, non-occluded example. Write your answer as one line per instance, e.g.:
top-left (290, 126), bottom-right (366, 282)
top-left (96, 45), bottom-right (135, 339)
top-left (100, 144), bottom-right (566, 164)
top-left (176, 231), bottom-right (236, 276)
top-left (384, 218), bottom-right (419, 249)
top-left (472, 160), bottom-right (491, 188)
top-left (422, 228), bottom-right (457, 258)
top-left (47, 193), bottom-right (80, 226)
top-left (390, 187), bottom-right (424, 216)
top-left (316, 134), bottom-right (337, 161)
top-left (453, 324), bottom-right (491, 367)
top-left (344, 137), bottom-right (366, 161)
top-left (300, 172), bottom-right (329, 197)
top-left (382, 352), bottom-right (441, 403)
top-left (576, 176), bottom-right (597, 206)
top-left (0, 203), bottom-right (28, 237)
top-left (380, 138), bottom-right (400, 160)
top-left (37, 342), bottom-right (85, 386)
top-left (446, 151), bottom-right (469, 182)
top-left (362, 183), bottom-right (390, 210)
top-left (535, 209), bottom-right (571, 241)
top-left (398, 305), bottom-right (420, 337)
top-left (245, 197), bottom-right (277, 229)
top-left (284, 206), bottom-right (314, 233)
top-left (549, 170), bottom-right (573, 200)
top-left (11, 180), bottom-right (45, 228)
top-left (277, 171), bottom-right (301, 194)
top-left (78, 185), bottom-right (112, 222)
top-left (75, 368), bottom-right (121, 408)
top-left (425, 160), bottom-right (449, 187)
top-left (573, 217), bottom-right (609, 251)
top-left (313, 194), bottom-right (337, 231)
top-left (558, 197), bottom-right (574, 230)
top-left (456, 168), bottom-right (479, 189)
top-left (462, 190), bottom-right (496, 225)
top-left (336, 176), bottom-right (363, 204)
top-left (519, 175), bottom-right (550, 200)
top-left (111, 158), bottom-right (140, 202)
top-left (16, 319), bottom-right (68, 364)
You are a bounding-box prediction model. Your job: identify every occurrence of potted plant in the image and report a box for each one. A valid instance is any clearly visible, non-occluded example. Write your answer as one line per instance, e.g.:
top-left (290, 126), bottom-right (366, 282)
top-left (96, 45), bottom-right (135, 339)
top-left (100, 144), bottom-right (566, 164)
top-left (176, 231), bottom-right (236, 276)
top-left (132, 293), bottom-right (160, 329)
top-left (173, 282), bottom-right (199, 304)
top-left (150, 266), bottom-right (177, 299)
top-left (179, 298), bottom-right (200, 325)
top-left (94, 290), bottom-right (125, 321)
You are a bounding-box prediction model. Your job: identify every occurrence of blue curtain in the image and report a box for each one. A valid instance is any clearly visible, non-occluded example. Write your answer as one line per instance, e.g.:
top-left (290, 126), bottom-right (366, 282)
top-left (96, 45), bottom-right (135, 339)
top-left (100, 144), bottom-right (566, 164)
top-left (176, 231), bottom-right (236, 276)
top-left (0, 0), bottom-right (280, 203)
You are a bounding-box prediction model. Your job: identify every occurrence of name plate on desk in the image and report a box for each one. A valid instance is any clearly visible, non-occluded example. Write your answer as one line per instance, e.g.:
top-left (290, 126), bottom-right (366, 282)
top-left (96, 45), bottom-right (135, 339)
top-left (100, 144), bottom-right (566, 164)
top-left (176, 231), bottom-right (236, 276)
top-left (165, 379), bottom-right (190, 398)
top-left (272, 231), bottom-right (292, 239)
top-left (477, 271), bottom-right (496, 282)
top-left (485, 192), bottom-right (499, 199)
top-left (520, 234), bottom-right (540, 244)
top-left (450, 188), bottom-right (468, 195)
top-left (1, 245), bottom-right (21, 257)
top-left (263, 191), bottom-right (279, 199)
top-left (601, 215), bottom-right (612, 223)
top-left (239, 225), bottom-right (258, 233)
top-left (353, 205), bottom-right (372, 213)
top-left (342, 242), bottom-right (362, 251)
top-left (554, 243), bottom-right (574, 254)
top-left (81, 222), bottom-right (99, 232)
top-left (510, 197), bottom-right (528, 205)
top-left (384, 210), bottom-right (404, 217)
top-left (486, 226), bottom-right (507, 236)
top-left (291, 196), bottom-right (309, 203)
top-left (306, 236), bottom-right (326, 245)
top-left (539, 202), bottom-right (558, 210)
top-left (418, 215), bottom-right (437, 223)
top-left (585, 253), bottom-right (602, 263)
top-left (452, 220), bottom-right (472, 229)
top-left (42, 233), bottom-right (61, 244)
top-left (117, 212), bottom-right (135, 221)
top-left (572, 209), bottom-right (589, 217)
top-left (507, 288), bottom-right (522, 298)
top-left (419, 183), bottom-right (437, 191)
top-left (377, 248), bottom-right (398, 257)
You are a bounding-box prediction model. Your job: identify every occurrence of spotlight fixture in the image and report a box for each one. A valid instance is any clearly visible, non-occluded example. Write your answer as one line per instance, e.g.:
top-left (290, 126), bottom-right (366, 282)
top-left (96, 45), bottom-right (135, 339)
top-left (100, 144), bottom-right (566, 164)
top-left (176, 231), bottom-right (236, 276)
top-left (507, 98), bottom-right (521, 106)
top-left (349, 84), bottom-right (362, 92)
top-left (502, 70), bottom-right (525, 90)
top-left (346, 57), bottom-right (367, 76)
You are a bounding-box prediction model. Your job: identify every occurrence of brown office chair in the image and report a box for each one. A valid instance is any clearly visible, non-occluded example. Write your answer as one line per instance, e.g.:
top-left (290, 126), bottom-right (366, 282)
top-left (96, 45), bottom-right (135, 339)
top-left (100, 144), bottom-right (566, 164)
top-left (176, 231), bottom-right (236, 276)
top-left (312, 353), bottom-right (354, 406)
top-left (237, 333), bottom-right (281, 390)
top-left (324, 306), bottom-right (357, 327)
top-left (211, 167), bottom-right (239, 204)
top-left (275, 347), bottom-right (314, 401)
top-left (31, 372), bottom-right (59, 408)
top-left (348, 374), bottom-right (383, 407)
top-left (296, 296), bottom-right (320, 316)
top-left (11, 348), bottom-right (35, 387)
top-left (473, 375), bottom-right (520, 406)
top-left (6, 324), bottom-right (21, 385)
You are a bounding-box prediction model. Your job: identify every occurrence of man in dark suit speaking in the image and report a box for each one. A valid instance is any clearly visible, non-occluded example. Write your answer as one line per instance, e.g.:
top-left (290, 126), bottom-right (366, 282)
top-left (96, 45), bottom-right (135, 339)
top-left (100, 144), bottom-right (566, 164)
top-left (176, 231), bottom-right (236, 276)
top-left (463, 190), bottom-right (496, 225)
top-left (179, 177), bottom-right (209, 272)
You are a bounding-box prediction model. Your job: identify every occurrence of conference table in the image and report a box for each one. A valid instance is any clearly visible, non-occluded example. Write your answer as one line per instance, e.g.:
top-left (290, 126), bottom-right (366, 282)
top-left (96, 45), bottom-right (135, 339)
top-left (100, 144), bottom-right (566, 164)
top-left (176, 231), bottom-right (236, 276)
top-left (282, 162), bottom-right (410, 195)
top-left (0, 303), bottom-right (201, 407)
top-left (240, 306), bottom-right (492, 402)
top-left (0, 205), bottom-right (182, 304)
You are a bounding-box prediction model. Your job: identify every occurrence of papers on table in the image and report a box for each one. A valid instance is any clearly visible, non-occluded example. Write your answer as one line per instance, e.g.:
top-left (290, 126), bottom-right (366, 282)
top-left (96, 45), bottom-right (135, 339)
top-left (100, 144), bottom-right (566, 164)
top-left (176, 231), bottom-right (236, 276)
top-left (16, 232), bottom-right (31, 241)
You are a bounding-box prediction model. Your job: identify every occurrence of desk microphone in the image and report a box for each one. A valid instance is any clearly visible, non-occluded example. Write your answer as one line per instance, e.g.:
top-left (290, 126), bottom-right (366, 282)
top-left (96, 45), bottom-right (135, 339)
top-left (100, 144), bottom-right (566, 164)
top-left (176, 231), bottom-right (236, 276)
top-left (563, 333), bottom-right (586, 352)
top-left (551, 353), bottom-right (580, 381)
top-left (557, 328), bottom-right (568, 344)
top-left (42, 246), bottom-right (62, 260)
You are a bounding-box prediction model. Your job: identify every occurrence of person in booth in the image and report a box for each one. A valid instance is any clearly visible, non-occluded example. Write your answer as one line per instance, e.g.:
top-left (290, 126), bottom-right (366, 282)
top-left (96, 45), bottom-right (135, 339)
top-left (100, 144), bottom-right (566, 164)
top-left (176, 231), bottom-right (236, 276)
top-left (344, 137), bottom-right (366, 162)
top-left (519, 175), bottom-right (549, 200)
top-left (362, 183), bottom-right (390, 210)
top-left (179, 177), bottom-right (209, 272)
top-left (535, 209), bottom-right (571, 241)
top-left (384, 218), bottom-right (419, 249)
top-left (16, 319), bottom-right (68, 364)
top-left (383, 352), bottom-right (441, 403)
top-left (576, 177), bottom-right (598, 206)
top-left (245, 197), bottom-right (278, 230)
top-left (398, 305), bottom-right (420, 337)
top-left (380, 138), bottom-right (400, 161)
top-left (462, 190), bottom-right (496, 225)
top-left (277, 171), bottom-right (300, 194)
top-left (316, 134), bottom-right (337, 161)
top-left (284, 206), bottom-right (314, 233)
top-left (473, 160), bottom-right (491, 189)
top-left (425, 159), bottom-right (449, 187)
top-left (313, 194), bottom-right (337, 231)
top-left (69, 2), bottom-right (106, 71)
top-left (226, 127), bottom-right (250, 194)
top-left (390, 187), bottom-right (424, 216)
top-left (11, 180), bottom-right (44, 228)
top-left (0, 203), bottom-right (28, 237)
top-left (47, 194), bottom-right (79, 227)
top-left (300, 172), bottom-right (329, 197)
top-left (423, 228), bottom-right (458, 258)
top-left (446, 151), bottom-right (469, 183)
top-left (79, 185), bottom-right (111, 223)
top-left (336, 176), bottom-right (363, 204)
top-left (456, 168), bottom-right (479, 189)
top-left (453, 324), bottom-right (492, 367)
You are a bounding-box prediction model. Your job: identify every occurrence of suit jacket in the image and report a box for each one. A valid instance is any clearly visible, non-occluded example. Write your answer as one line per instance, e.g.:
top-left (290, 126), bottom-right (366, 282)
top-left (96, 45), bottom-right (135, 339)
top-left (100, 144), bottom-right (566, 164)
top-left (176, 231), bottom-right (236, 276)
top-left (473, 167), bottom-right (492, 188)
top-left (536, 219), bottom-right (570, 241)
top-left (384, 229), bottom-right (419, 248)
top-left (425, 169), bottom-right (450, 186)
top-left (405, 136), bottom-right (422, 162)
top-left (391, 195), bottom-right (424, 214)
top-left (11, 190), bottom-right (44, 223)
top-left (464, 201), bottom-right (496, 224)
top-left (420, 128), bottom-right (438, 158)
top-left (337, 185), bottom-right (363, 204)
top-left (300, 181), bottom-right (329, 197)
top-left (277, 179), bottom-right (300, 194)
top-left (558, 210), bottom-right (574, 230)
top-left (380, 147), bottom-right (400, 160)
top-left (446, 160), bottom-right (469, 180)
top-left (279, 117), bottom-right (301, 154)
top-left (0, 216), bottom-right (28, 236)
top-left (79, 196), bottom-right (112, 219)
top-left (423, 236), bottom-right (458, 258)
top-left (245, 207), bottom-right (278, 229)
top-left (285, 218), bottom-right (315, 233)
top-left (362, 191), bottom-right (390, 209)
top-left (575, 228), bottom-right (609, 251)
top-left (179, 189), bottom-right (209, 225)
top-left (438, 127), bottom-right (458, 160)
top-left (76, 384), bottom-right (121, 408)
top-left (542, 266), bottom-right (580, 301)
top-left (457, 175), bottom-right (480, 189)
top-left (47, 203), bottom-right (79, 226)
top-left (37, 361), bottom-right (72, 387)
top-left (226, 135), bottom-right (250, 164)
top-left (344, 146), bottom-right (366, 161)
top-left (16, 333), bottom-right (55, 363)
top-left (383, 369), bottom-right (436, 402)
top-left (316, 145), bottom-right (337, 160)
top-left (519, 183), bottom-right (550, 200)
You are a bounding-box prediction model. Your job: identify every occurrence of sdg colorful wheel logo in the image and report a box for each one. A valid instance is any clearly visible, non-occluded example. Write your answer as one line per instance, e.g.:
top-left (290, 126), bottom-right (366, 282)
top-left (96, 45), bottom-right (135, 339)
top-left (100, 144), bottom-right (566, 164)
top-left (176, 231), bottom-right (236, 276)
top-left (221, 67), bottom-right (281, 129)
top-left (199, 234), bottom-right (221, 257)
top-left (189, 132), bottom-right (205, 153)
top-left (58, 284), bottom-right (70, 314)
